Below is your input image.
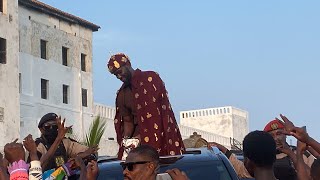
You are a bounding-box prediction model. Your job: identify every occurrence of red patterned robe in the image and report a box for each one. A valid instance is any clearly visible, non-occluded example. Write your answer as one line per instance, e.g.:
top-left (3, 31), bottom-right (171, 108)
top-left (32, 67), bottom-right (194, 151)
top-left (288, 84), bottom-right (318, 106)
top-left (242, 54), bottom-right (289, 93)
top-left (114, 69), bottom-right (185, 159)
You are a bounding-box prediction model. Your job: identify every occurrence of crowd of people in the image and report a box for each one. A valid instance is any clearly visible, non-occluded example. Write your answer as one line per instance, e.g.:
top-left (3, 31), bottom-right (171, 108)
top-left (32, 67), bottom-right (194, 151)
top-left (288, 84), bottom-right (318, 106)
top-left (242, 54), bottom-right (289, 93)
top-left (0, 113), bottom-right (99, 180)
top-left (209, 114), bottom-right (320, 180)
top-left (0, 53), bottom-right (319, 180)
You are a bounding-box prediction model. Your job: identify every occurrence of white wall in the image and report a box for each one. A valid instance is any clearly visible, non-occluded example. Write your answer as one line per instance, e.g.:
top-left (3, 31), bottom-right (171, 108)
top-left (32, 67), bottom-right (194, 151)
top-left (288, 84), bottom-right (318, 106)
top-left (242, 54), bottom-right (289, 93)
top-left (93, 104), bottom-right (118, 156)
top-left (18, 5), bottom-right (94, 140)
top-left (180, 106), bottom-right (249, 142)
top-left (0, 0), bottom-right (20, 148)
top-left (93, 104), bottom-right (235, 155)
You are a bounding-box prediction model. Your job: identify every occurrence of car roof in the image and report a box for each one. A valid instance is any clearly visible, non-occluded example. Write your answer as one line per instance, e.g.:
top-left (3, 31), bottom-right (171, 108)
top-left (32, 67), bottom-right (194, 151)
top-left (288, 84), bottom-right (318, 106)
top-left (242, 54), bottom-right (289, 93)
top-left (97, 147), bottom-right (223, 167)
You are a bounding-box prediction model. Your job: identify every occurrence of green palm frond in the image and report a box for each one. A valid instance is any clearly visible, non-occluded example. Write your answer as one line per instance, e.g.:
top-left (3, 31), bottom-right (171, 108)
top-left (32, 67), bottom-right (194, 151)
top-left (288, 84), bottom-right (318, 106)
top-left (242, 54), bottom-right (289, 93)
top-left (84, 116), bottom-right (107, 147)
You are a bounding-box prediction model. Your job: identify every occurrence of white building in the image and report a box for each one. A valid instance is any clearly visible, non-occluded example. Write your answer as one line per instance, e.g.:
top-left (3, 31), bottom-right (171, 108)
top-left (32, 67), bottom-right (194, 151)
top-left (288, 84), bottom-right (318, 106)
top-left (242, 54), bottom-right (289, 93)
top-left (93, 103), bottom-right (118, 156)
top-left (180, 106), bottom-right (249, 143)
top-left (0, 0), bottom-right (20, 149)
top-left (0, 0), bottom-right (100, 143)
top-left (93, 104), bottom-right (240, 155)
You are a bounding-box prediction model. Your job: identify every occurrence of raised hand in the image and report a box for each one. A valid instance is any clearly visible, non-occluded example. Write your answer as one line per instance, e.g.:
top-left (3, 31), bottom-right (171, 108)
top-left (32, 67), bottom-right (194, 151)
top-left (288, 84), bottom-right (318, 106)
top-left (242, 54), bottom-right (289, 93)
top-left (277, 114), bottom-right (295, 133)
top-left (86, 160), bottom-right (99, 180)
top-left (277, 140), bottom-right (293, 155)
top-left (166, 168), bottom-right (189, 180)
top-left (23, 134), bottom-right (37, 154)
top-left (290, 127), bottom-right (310, 144)
top-left (23, 134), bottom-right (38, 161)
top-left (4, 139), bottom-right (25, 164)
top-left (56, 116), bottom-right (72, 140)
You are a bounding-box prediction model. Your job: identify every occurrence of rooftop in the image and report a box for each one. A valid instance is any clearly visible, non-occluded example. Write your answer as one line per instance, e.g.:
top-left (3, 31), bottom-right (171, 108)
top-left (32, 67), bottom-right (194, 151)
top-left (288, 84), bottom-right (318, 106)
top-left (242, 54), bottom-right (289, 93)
top-left (18, 0), bottom-right (100, 31)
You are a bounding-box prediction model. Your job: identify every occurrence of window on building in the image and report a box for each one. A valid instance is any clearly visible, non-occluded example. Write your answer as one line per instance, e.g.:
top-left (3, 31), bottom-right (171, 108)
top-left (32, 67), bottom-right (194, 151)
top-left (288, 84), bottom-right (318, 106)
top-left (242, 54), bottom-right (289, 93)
top-left (0, 37), bottom-right (6, 64)
top-left (63, 84), bottom-right (69, 104)
top-left (0, 0), bottom-right (3, 13)
top-left (82, 88), bottom-right (87, 107)
top-left (81, 53), bottom-right (86, 71)
top-left (41, 79), bottom-right (48, 99)
top-left (40, 39), bottom-right (47, 60)
top-left (62, 47), bottom-right (68, 66)
top-left (19, 73), bottom-right (21, 93)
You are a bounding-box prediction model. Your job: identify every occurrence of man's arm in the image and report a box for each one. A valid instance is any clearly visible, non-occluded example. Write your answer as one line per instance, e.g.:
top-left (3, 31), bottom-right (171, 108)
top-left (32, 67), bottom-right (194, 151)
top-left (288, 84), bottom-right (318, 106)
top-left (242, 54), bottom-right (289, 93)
top-left (64, 138), bottom-right (99, 159)
top-left (295, 141), bottom-right (311, 180)
top-left (23, 134), bottom-right (43, 180)
top-left (208, 142), bottom-right (252, 178)
top-left (0, 153), bottom-right (9, 180)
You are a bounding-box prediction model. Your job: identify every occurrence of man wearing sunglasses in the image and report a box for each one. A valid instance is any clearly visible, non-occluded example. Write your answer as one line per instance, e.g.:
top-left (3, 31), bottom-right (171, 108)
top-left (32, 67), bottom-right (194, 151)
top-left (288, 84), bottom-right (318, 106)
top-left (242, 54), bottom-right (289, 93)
top-left (34, 113), bottom-right (98, 171)
top-left (122, 145), bottom-right (160, 180)
top-left (122, 145), bottom-right (189, 180)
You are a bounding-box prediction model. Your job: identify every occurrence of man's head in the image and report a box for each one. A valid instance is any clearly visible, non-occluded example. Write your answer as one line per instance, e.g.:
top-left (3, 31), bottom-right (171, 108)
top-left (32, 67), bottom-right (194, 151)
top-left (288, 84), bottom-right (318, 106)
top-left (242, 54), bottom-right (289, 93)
top-left (264, 119), bottom-right (286, 149)
top-left (243, 130), bottom-right (276, 177)
top-left (107, 53), bottom-right (134, 84)
top-left (122, 145), bottom-right (159, 180)
top-left (38, 113), bottom-right (58, 143)
top-left (311, 158), bottom-right (320, 180)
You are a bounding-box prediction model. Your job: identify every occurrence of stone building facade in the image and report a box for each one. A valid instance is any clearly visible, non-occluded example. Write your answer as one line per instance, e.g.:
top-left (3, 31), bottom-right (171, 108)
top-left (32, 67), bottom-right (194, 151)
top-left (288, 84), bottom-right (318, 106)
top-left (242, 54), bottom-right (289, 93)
top-left (0, 0), bottom-right (99, 147)
top-left (180, 106), bottom-right (249, 143)
top-left (0, 0), bottom-right (20, 149)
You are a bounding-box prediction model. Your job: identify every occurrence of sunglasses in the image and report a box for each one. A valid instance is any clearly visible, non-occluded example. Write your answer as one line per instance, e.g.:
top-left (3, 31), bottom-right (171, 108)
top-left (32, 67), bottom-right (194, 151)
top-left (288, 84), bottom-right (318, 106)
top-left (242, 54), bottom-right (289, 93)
top-left (43, 124), bottom-right (58, 130)
top-left (120, 161), bottom-right (151, 171)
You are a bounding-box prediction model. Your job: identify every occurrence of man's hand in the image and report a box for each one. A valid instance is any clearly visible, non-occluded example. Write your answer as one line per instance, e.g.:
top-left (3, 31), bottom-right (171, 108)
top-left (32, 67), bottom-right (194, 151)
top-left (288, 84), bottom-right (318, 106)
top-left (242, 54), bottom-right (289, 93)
top-left (4, 139), bottom-right (25, 164)
top-left (207, 142), bottom-right (228, 154)
top-left (78, 145), bottom-right (99, 159)
top-left (289, 127), bottom-right (311, 144)
top-left (277, 114), bottom-right (295, 133)
top-left (56, 116), bottom-right (72, 140)
top-left (23, 134), bottom-right (37, 154)
top-left (297, 140), bottom-right (308, 154)
top-left (23, 134), bottom-right (38, 161)
top-left (166, 168), bottom-right (189, 180)
top-left (277, 140), bottom-right (294, 155)
top-left (86, 160), bottom-right (99, 180)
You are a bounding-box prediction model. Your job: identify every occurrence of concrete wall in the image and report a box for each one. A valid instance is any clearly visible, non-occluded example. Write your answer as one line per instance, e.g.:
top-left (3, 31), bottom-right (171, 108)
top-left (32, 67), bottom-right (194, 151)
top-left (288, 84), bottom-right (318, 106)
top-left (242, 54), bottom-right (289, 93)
top-left (180, 106), bottom-right (249, 142)
top-left (93, 103), bottom-right (234, 156)
top-left (18, 5), bottom-right (94, 140)
top-left (93, 103), bottom-right (118, 156)
top-left (0, 0), bottom-right (20, 148)
top-left (178, 125), bottom-right (231, 149)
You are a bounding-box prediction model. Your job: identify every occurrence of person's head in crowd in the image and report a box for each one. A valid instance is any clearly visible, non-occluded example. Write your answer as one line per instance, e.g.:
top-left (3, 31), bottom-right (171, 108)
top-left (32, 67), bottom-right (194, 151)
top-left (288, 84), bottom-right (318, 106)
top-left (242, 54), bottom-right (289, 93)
top-left (107, 53), bottom-right (134, 85)
top-left (311, 158), bottom-right (320, 180)
top-left (38, 113), bottom-right (59, 143)
top-left (243, 131), bottom-right (277, 178)
top-left (122, 145), bottom-right (160, 180)
top-left (264, 119), bottom-right (286, 149)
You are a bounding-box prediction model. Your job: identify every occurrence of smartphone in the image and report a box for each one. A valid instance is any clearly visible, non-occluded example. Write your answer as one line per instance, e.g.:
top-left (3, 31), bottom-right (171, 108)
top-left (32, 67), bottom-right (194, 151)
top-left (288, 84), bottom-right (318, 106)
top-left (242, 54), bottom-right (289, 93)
top-left (156, 173), bottom-right (173, 180)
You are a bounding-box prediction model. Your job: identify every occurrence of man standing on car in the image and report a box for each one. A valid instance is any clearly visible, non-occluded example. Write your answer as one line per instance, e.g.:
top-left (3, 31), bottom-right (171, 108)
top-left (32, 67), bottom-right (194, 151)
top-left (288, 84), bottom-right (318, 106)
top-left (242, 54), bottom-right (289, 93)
top-left (107, 53), bottom-right (185, 160)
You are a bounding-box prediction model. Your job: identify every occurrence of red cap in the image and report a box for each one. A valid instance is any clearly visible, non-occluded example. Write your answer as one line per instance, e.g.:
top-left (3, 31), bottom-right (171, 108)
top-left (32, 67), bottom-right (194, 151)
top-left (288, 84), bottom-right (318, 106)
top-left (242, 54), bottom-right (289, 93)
top-left (107, 53), bottom-right (131, 73)
top-left (263, 119), bottom-right (285, 132)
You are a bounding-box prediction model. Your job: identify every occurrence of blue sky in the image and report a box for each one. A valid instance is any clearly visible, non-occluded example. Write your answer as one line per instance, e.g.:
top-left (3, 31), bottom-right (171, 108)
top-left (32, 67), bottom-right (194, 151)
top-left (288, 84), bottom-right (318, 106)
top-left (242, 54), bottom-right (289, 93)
top-left (41, 0), bottom-right (320, 141)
